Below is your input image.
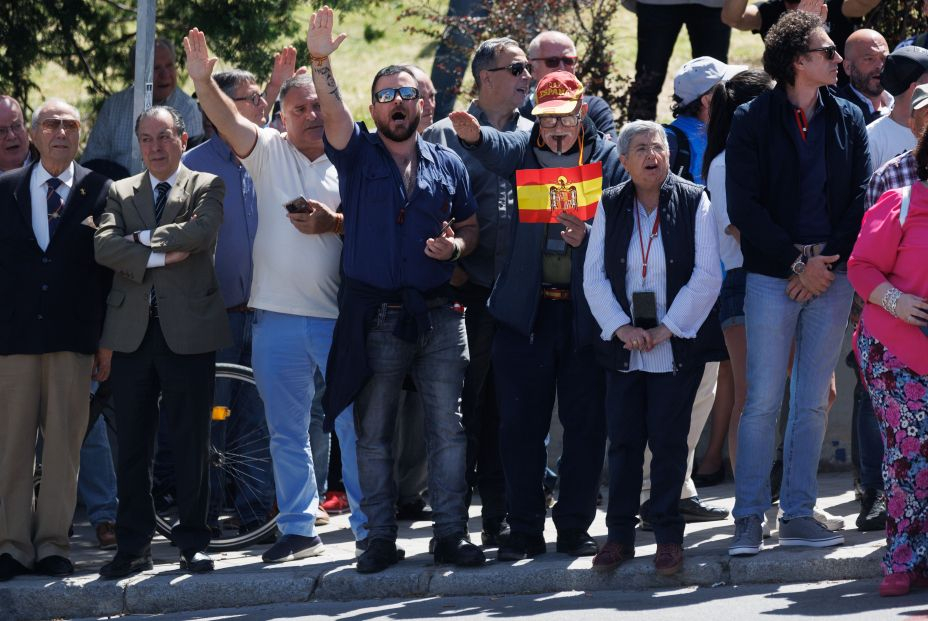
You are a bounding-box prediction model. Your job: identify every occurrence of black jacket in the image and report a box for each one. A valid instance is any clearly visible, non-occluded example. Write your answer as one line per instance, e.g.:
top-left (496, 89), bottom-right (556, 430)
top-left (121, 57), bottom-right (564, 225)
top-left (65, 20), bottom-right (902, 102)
top-left (0, 162), bottom-right (112, 355)
top-left (726, 86), bottom-right (871, 278)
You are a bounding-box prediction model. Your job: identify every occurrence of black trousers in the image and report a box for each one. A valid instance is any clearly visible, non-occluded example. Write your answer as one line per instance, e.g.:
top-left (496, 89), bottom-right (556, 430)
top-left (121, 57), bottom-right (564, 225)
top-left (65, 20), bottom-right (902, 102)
top-left (493, 299), bottom-right (607, 536)
top-left (110, 317), bottom-right (215, 555)
top-left (604, 364), bottom-right (703, 546)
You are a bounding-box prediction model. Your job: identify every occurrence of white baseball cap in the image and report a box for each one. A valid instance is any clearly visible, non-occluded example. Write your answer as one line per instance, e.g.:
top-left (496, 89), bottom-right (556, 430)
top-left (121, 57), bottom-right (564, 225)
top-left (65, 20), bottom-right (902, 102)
top-left (673, 56), bottom-right (748, 106)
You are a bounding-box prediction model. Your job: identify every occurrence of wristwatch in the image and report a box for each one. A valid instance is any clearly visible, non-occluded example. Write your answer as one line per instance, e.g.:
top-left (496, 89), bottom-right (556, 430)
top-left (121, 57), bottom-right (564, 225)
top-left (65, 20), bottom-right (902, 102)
top-left (790, 254), bottom-right (806, 275)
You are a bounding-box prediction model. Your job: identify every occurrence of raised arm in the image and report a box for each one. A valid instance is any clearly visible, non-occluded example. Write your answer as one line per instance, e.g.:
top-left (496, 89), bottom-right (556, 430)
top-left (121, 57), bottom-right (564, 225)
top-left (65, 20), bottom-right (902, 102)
top-left (841, 0), bottom-right (880, 18)
top-left (721, 0), bottom-right (762, 31)
top-left (183, 28), bottom-right (258, 158)
top-left (264, 46), bottom-right (302, 119)
top-left (449, 111), bottom-right (529, 179)
top-left (307, 5), bottom-right (354, 150)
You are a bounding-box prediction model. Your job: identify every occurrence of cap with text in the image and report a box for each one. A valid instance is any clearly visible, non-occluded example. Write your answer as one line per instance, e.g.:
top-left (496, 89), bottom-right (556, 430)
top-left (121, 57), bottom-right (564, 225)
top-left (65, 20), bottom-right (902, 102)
top-left (532, 71), bottom-right (584, 116)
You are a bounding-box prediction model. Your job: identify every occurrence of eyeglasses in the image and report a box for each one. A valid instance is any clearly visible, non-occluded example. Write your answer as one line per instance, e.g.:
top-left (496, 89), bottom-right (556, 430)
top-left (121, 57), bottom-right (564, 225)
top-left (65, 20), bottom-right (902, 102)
top-left (39, 118), bottom-right (80, 132)
top-left (233, 92), bottom-right (265, 107)
top-left (537, 114), bottom-right (581, 128)
top-left (530, 56), bottom-right (577, 69)
top-left (806, 45), bottom-right (838, 60)
top-left (0, 121), bottom-right (25, 137)
top-left (373, 86), bottom-right (420, 104)
top-left (631, 144), bottom-right (667, 156)
top-left (487, 61), bottom-right (532, 77)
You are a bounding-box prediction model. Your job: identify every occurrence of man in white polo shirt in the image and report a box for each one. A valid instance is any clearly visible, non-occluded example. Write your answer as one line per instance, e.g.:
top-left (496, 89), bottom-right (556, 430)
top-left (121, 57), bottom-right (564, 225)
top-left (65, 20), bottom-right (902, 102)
top-left (183, 28), bottom-right (368, 562)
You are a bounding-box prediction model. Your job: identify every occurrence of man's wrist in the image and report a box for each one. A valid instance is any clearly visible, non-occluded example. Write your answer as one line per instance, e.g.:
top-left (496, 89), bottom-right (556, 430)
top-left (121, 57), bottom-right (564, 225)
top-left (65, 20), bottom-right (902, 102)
top-left (333, 213), bottom-right (344, 235)
top-left (447, 238), bottom-right (463, 262)
top-left (790, 253), bottom-right (806, 275)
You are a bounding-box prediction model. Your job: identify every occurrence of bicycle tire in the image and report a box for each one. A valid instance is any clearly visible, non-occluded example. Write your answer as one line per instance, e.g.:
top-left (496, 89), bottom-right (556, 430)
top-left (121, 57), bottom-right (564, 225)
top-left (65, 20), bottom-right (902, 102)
top-left (154, 363), bottom-right (278, 550)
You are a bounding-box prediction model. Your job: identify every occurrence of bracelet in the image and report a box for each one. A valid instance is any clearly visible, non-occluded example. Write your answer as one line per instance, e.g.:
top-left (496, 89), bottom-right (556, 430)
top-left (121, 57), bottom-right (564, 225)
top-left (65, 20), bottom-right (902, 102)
top-left (881, 287), bottom-right (902, 317)
top-left (333, 213), bottom-right (344, 235)
top-left (448, 239), bottom-right (462, 262)
top-left (132, 231), bottom-right (141, 244)
top-left (309, 54), bottom-right (329, 64)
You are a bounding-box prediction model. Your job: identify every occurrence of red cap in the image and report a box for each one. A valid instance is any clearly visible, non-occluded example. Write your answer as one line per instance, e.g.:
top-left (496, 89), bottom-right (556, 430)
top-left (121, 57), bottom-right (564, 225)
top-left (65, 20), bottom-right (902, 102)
top-left (531, 71), bottom-right (584, 116)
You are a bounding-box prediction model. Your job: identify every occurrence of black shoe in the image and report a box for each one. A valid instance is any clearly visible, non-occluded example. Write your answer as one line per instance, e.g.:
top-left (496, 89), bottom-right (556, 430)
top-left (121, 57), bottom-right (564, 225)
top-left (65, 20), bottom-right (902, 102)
top-left (770, 459), bottom-right (783, 504)
top-left (679, 497), bottom-right (729, 522)
top-left (179, 550), bottom-right (214, 573)
top-left (481, 520), bottom-right (511, 547)
top-left (433, 535), bottom-right (486, 567)
top-left (857, 488), bottom-right (888, 532)
top-left (0, 553), bottom-right (30, 581)
top-left (355, 537), bottom-right (406, 560)
top-left (262, 534), bottom-right (324, 563)
top-left (396, 499), bottom-right (432, 521)
top-left (692, 463), bottom-right (725, 487)
top-left (556, 530), bottom-right (598, 556)
top-left (497, 532), bottom-right (546, 561)
top-left (35, 555), bottom-right (73, 577)
top-left (356, 538), bottom-right (403, 574)
top-left (99, 553), bottom-right (153, 580)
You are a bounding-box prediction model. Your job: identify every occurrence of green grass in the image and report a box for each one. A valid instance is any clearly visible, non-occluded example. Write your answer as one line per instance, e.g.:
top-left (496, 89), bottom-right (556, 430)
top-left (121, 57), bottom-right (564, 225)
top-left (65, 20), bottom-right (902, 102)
top-left (30, 2), bottom-right (765, 134)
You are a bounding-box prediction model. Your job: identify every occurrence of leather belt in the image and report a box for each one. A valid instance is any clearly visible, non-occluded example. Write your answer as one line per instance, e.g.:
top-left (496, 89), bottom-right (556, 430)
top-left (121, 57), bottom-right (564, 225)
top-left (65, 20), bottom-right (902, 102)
top-left (541, 287), bottom-right (570, 301)
top-left (227, 303), bottom-right (254, 313)
top-left (794, 242), bottom-right (826, 258)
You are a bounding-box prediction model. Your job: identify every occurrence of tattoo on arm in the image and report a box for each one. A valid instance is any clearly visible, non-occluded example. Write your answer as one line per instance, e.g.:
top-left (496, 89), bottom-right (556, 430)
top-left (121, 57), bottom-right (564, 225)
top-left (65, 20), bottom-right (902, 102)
top-left (312, 64), bottom-right (342, 102)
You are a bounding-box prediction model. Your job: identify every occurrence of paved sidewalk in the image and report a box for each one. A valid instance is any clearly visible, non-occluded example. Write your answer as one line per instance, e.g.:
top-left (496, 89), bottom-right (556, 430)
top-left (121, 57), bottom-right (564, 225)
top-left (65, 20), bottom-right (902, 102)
top-left (0, 472), bottom-right (885, 620)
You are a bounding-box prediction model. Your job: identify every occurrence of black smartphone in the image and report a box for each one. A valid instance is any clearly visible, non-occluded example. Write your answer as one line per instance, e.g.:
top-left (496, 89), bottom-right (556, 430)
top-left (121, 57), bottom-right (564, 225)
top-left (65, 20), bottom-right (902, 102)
top-left (631, 291), bottom-right (658, 329)
top-left (285, 197), bottom-right (311, 214)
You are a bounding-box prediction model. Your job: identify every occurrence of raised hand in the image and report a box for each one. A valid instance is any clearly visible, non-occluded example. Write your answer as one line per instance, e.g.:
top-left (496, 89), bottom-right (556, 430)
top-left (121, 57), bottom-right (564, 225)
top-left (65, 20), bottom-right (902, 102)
top-left (797, 0), bottom-right (828, 20)
top-left (448, 111), bottom-right (481, 145)
top-left (269, 46), bottom-right (298, 89)
top-left (183, 28), bottom-right (218, 82)
top-left (307, 5), bottom-right (348, 58)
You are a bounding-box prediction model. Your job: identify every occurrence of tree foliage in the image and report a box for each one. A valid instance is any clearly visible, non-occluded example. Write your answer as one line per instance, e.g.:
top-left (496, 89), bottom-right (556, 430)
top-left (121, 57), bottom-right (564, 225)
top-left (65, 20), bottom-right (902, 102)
top-left (864, 0), bottom-right (927, 48)
top-left (0, 0), bottom-right (302, 110)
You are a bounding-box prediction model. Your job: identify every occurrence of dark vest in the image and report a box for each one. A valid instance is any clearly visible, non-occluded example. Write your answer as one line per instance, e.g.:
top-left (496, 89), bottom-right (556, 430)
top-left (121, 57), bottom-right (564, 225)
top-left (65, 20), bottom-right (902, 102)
top-left (594, 174), bottom-right (707, 373)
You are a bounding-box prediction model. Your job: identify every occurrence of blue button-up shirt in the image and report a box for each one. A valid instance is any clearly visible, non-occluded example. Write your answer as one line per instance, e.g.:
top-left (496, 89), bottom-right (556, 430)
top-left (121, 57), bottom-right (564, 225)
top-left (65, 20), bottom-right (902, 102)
top-left (324, 123), bottom-right (477, 291)
top-left (183, 136), bottom-right (258, 307)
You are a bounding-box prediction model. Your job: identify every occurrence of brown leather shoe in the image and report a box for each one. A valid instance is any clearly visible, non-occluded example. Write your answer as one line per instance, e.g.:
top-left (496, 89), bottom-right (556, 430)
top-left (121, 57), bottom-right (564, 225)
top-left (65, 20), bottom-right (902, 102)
top-left (96, 521), bottom-right (117, 550)
top-left (591, 540), bottom-right (635, 572)
top-left (654, 543), bottom-right (683, 576)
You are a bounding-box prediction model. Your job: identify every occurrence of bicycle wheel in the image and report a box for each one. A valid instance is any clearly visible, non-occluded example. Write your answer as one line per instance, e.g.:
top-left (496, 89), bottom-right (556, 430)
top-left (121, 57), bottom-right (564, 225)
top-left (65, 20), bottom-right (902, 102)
top-left (155, 363), bottom-right (278, 550)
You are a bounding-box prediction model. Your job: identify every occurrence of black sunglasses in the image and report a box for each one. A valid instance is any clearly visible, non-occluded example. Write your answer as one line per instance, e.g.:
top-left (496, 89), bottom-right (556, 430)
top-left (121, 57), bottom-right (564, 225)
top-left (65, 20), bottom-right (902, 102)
top-left (806, 45), bottom-right (838, 60)
top-left (373, 86), bottom-right (420, 104)
top-left (530, 56), bottom-right (577, 69)
top-left (487, 61), bottom-right (532, 77)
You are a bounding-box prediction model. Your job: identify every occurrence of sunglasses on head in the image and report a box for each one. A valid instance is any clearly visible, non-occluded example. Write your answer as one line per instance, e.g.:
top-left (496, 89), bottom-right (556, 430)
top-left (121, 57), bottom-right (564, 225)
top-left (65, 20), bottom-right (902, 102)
top-left (487, 61), bottom-right (532, 77)
top-left (806, 45), bottom-right (838, 60)
top-left (531, 56), bottom-right (577, 69)
top-left (373, 86), bottom-right (420, 104)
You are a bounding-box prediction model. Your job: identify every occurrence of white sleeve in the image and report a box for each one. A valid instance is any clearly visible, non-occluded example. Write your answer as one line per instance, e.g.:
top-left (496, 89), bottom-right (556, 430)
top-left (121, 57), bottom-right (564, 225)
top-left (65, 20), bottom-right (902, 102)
top-left (146, 252), bottom-right (167, 268)
top-left (583, 199), bottom-right (632, 341)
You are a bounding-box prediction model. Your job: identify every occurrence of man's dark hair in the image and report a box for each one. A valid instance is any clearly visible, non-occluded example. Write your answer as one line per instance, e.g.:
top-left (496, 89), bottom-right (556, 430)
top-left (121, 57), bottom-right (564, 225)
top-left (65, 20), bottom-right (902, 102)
top-left (471, 37), bottom-right (521, 89)
top-left (213, 69), bottom-right (257, 100)
top-left (134, 105), bottom-right (186, 136)
top-left (916, 120), bottom-right (928, 181)
top-left (280, 74), bottom-right (315, 102)
top-left (670, 93), bottom-right (705, 119)
top-left (370, 65), bottom-right (418, 102)
top-left (762, 10), bottom-right (824, 86)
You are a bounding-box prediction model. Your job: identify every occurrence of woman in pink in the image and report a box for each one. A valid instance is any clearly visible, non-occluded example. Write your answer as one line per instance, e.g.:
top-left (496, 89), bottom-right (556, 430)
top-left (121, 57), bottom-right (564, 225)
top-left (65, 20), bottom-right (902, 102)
top-left (848, 146), bottom-right (928, 598)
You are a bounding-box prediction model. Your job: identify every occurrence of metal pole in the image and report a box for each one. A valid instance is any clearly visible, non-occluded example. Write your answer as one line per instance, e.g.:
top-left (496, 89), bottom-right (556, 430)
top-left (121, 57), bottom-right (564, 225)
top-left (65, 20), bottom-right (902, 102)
top-left (131, 0), bottom-right (156, 173)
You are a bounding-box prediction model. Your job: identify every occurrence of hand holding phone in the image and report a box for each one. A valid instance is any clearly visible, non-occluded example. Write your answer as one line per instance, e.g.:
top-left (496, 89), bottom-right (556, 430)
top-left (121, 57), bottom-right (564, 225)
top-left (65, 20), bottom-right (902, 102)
top-left (285, 196), bottom-right (311, 214)
top-left (631, 291), bottom-right (658, 329)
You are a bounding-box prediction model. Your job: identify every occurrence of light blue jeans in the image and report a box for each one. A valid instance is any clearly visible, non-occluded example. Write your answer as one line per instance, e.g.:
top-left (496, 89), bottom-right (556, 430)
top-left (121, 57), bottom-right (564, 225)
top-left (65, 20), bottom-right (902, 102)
top-left (77, 415), bottom-right (118, 526)
top-left (733, 271), bottom-right (853, 521)
top-left (252, 310), bottom-right (366, 540)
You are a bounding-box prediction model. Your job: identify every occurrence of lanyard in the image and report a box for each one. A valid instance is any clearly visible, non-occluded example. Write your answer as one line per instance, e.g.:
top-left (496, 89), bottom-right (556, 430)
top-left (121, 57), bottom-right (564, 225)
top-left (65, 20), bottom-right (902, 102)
top-left (635, 201), bottom-right (660, 280)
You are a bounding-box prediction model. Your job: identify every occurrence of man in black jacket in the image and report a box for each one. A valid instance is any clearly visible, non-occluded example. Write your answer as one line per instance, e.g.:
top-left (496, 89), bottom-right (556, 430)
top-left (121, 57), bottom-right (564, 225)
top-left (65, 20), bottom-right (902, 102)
top-left (726, 11), bottom-right (870, 557)
top-left (0, 99), bottom-right (112, 581)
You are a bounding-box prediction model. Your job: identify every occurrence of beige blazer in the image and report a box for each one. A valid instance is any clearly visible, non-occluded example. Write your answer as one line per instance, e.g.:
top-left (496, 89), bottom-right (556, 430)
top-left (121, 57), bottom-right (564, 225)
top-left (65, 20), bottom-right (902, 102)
top-left (94, 165), bottom-right (231, 355)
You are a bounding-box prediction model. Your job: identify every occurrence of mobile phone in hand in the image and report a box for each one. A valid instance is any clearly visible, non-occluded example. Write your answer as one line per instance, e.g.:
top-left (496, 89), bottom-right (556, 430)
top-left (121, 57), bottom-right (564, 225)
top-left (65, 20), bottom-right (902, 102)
top-left (631, 291), bottom-right (658, 330)
top-left (285, 197), bottom-right (311, 214)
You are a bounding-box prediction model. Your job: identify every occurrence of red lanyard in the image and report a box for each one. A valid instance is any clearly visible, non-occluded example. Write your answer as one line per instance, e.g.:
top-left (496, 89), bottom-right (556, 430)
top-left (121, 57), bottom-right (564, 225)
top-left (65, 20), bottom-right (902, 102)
top-left (636, 202), bottom-right (661, 280)
top-left (794, 107), bottom-right (808, 142)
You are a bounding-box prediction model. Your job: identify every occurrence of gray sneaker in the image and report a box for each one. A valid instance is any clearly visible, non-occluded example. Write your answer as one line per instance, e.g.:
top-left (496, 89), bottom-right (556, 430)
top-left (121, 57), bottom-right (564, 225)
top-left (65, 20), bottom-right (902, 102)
top-left (778, 516), bottom-right (845, 548)
top-left (729, 515), bottom-right (763, 557)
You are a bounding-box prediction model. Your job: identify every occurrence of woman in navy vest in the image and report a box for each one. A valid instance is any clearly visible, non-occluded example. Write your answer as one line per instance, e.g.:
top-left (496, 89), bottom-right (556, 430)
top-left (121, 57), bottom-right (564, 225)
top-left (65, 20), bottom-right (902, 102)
top-left (583, 120), bottom-right (721, 576)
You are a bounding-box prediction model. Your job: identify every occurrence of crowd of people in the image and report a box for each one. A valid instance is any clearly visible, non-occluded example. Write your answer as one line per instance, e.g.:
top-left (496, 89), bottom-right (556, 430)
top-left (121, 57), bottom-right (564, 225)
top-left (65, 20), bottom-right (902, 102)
top-left (1, 0), bottom-right (928, 601)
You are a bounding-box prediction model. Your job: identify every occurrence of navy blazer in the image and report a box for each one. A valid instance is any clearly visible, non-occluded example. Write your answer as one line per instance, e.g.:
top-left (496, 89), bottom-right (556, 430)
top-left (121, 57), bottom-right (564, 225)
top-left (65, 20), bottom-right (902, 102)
top-left (0, 162), bottom-right (112, 355)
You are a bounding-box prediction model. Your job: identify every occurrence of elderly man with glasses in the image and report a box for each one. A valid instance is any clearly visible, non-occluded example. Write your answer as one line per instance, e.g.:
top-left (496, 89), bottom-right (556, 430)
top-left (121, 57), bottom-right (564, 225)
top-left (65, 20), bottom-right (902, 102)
top-left (0, 96), bottom-right (34, 173)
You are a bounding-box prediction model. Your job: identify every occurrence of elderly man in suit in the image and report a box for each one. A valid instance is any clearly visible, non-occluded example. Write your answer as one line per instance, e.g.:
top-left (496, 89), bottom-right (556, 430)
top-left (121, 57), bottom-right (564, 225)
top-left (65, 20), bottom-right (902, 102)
top-left (0, 99), bottom-right (112, 581)
top-left (94, 105), bottom-right (229, 579)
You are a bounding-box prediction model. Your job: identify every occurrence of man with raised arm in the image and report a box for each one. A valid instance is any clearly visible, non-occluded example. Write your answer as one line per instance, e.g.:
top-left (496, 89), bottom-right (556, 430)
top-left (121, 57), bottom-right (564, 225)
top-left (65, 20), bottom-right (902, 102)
top-left (182, 27), bottom-right (368, 563)
top-left (306, 6), bottom-right (484, 574)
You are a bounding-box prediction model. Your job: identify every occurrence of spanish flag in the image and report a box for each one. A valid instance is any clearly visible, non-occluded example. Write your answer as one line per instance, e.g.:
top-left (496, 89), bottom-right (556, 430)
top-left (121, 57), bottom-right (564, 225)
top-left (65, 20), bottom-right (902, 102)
top-left (515, 162), bottom-right (603, 224)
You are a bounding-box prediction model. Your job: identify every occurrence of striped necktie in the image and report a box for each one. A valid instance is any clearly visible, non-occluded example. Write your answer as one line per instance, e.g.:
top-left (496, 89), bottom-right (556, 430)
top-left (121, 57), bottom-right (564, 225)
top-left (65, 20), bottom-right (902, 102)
top-left (46, 177), bottom-right (64, 238)
top-left (154, 181), bottom-right (170, 224)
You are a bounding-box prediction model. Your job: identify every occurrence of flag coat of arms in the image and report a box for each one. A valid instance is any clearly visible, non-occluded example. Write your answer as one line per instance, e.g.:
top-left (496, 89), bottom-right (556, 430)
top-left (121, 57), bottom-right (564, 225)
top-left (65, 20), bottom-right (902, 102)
top-left (515, 162), bottom-right (603, 224)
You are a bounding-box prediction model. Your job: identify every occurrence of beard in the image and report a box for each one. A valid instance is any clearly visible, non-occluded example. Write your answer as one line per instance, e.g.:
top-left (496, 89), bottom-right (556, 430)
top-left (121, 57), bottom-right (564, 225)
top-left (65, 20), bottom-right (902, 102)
top-left (375, 110), bottom-right (421, 142)
top-left (850, 66), bottom-right (884, 98)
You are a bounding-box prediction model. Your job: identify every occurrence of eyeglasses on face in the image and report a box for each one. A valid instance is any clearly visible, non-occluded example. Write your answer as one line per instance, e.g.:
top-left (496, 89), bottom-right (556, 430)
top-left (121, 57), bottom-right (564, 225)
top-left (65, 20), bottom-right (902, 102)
top-left (806, 45), bottom-right (838, 60)
top-left (373, 86), bottom-right (420, 104)
top-left (40, 118), bottom-right (80, 132)
top-left (0, 121), bottom-right (25, 137)
top-left (537, 114), bottom-right (581, 128)
top-left (233, 92), bottom-right (265, 107)
top-left (531, 56), bottom-right (577, 69)
top-left (487, 61), bottom-right (532, 77)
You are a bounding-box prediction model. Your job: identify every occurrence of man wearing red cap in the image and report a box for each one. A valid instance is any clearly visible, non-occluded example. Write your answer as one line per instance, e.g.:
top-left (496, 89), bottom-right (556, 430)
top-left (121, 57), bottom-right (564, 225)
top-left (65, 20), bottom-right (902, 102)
top-left (450, 71), bottom-right (626, 561)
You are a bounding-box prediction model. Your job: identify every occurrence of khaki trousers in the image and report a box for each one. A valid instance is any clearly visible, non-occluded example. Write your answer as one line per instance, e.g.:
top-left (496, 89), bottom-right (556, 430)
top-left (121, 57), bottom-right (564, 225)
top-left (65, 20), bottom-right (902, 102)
top-left (640, 361), bottom-right (720, 504)
top-left (0, 352), bottom-right (92, 567)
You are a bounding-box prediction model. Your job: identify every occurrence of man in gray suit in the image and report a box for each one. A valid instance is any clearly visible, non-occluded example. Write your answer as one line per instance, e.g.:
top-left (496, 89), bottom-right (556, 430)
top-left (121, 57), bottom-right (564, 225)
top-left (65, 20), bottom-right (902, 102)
top-left (94, 105), bottom-right (229, 579)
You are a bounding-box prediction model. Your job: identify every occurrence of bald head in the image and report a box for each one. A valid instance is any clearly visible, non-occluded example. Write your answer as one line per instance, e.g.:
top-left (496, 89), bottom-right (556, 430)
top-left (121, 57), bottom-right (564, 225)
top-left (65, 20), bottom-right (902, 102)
top-left (527, 31), bottom-right (579, 80)
top-left (403, 65), bottom-right (436, 131)
top-left (843, 29), bottom-right (888, 98)
top-left (0, 95), bottom-right (30, 172)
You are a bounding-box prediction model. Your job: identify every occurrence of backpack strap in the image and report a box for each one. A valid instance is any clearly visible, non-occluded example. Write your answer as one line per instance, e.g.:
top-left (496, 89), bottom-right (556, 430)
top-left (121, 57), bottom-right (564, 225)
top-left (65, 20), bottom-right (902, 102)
top-left (664, 124), bottom-right (692, 181)
top-left (900, 185), bottom-right (911, 226)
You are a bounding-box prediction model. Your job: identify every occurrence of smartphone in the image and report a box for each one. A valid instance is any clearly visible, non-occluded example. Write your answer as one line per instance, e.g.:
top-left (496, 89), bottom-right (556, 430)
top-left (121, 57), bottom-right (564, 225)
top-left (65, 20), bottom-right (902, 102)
top-left (285, 196), bottom-right (311, 214)
top-left (631, 291), bottom-right (658, 329)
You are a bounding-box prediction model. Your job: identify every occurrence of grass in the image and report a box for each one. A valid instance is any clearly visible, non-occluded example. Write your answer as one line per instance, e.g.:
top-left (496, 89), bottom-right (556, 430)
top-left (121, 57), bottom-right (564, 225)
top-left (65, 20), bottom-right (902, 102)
top-left (30, 2), bottom-right (765, 136)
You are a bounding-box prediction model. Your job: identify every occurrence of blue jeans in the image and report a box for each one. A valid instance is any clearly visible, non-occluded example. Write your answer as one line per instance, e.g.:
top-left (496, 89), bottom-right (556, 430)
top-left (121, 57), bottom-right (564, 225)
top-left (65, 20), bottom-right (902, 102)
top-left (734, 271), bottom-right (853, 520)
top-left (355, 304), bottom-right (469, 541)
top-left (77, 415), bottom-right (118, 526)
top-left (309, 369), bottom-right (330, 499)
top-left (252, 310), bottom-right (366, 539)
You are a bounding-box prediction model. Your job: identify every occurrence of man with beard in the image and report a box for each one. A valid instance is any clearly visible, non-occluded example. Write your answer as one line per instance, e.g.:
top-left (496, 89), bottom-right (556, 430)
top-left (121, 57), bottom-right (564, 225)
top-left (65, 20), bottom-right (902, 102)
top-left (836, 29), bottom-right (891, 125)
top-left (306, 6), bottom-right (483, 575)
top-left (866, 46), bottom-right (928, 169)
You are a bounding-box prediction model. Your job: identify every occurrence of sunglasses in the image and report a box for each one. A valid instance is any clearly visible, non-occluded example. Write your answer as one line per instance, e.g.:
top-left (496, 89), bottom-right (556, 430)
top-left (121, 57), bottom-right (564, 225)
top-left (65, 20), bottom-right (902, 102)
top-left (538, 114), bottom-right (581, 128)
top-left (806, 45), bottom-right (838, 60)
top-left (40, 118), bottom-right (80, 132)
top-left (373, 86), bottom-right (420, 104)
top-left (530, 56), bottom-right (577, 69)
top-left (487, 61), bottom-right (532, 77)
top-left (233, 92), bottom-right (265, 107)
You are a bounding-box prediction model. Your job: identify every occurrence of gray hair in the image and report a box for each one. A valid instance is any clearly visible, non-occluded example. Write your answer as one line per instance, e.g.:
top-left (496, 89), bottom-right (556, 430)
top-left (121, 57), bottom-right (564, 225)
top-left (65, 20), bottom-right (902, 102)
top-left (154, 38), bottom-right (176, 61)
top-left (213, 69), bottom-right (258, 99)
top-left (31, 98), bottom-right (81, 129)
top-left (471, 37), bottom-right (522, 89)
top-left (616, 120), bottom-right (668, 157)
top-left (280, 74), bottom-right (315, 101)
top-left (134, 105), bottom-right (185, 136)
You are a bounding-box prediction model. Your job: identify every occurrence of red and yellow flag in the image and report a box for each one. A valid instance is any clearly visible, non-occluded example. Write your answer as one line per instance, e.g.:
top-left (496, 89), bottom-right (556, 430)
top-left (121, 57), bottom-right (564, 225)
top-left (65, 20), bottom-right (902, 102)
top-left (515, 162), bottom-right (603, 224)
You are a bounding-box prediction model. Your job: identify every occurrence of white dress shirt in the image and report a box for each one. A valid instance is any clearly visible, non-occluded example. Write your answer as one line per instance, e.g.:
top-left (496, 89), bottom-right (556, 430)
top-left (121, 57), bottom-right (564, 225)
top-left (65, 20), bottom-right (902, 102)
top-left (139, 168), bottom-right (180, 268)
top-left (30, 161), bottom-right (75, 252)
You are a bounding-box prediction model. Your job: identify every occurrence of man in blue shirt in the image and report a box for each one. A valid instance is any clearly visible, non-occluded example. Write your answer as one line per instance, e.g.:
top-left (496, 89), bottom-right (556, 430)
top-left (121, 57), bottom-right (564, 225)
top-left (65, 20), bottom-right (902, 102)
top-left (307, 7), bottom-right (483, 575)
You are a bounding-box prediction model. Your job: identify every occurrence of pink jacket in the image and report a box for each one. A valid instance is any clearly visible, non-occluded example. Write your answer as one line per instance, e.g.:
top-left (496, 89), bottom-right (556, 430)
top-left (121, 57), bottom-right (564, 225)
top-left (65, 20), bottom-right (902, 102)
top-left (848, 182), bottom-right (928, 375)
